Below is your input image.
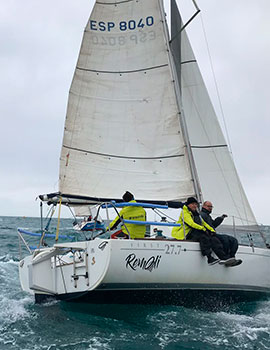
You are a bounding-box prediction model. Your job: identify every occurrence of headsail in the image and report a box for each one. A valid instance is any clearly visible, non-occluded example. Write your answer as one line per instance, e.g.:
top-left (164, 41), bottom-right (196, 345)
top-left (170, 0), bottom-right (257, 226)
top-left (59, 0), bottom-right (195, 203)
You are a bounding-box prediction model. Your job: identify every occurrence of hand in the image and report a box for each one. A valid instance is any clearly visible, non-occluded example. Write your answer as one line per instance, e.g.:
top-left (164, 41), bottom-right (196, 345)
top-left (222, 214), bottom-right (228, 218)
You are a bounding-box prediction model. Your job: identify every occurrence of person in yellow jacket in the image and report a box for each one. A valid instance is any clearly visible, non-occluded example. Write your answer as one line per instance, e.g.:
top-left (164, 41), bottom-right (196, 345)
top-left (172, 197), bottom-right (232, 265)
top-left (107, 191), bottom-right (146, 239)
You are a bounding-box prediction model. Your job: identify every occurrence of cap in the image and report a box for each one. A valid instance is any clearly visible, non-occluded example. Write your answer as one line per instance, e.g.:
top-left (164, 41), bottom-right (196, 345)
top-left (122, 191), bottom-right (134, 202)
top-left (186, 197), bottom-right (198, 205)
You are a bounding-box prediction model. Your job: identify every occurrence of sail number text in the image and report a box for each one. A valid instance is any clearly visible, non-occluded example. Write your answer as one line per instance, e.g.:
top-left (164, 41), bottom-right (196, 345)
top-left (91, 31), bottom-right (156, 46)
top-left (89, 16), bottom-right (154, 32)
top-left (164, 244), bottom-right (182, 255)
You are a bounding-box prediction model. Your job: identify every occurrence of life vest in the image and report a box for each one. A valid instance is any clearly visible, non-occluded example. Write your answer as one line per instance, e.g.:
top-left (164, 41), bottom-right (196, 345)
top-left (108, 200), bottom-right (146, 239)
top-left (171, 205), bottom-right (215, 240)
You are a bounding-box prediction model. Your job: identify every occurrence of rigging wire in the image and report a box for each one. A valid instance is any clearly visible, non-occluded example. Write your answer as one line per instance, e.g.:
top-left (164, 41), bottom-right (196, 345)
top-left (153, 208), bottom-right (176, 222)
top-left (67, 204), bottom-right (77, 222)
top-left (199, 14), bottom-right (233, 156)
top-left (199, 11), bottom-right (255, 226)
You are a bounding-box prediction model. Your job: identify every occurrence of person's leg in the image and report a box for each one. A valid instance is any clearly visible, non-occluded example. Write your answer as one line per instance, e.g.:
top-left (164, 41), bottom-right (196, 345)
top-left (215, 234), bottom-right (230, 256)
top-left (211, 235), bottom-right (229, 260)
top-left (228, 236), bottom-right (239, 257)
top-left (187, 230), bottom-right (219, 264)
top-left (198, 232), bottom-right (213, 257)
top-left (187, 229), bottom-right (211, 256)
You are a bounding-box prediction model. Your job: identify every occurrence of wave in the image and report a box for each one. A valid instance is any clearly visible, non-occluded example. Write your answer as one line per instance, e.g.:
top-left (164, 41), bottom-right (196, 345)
top-left (142, 302), bottom-right (270, 349)
top-left (0, 255), bottom-right (19, 264)
top-left (0, 226), bottom-right (15, 230)
top-left (0, 295), bottom-right (33, 326)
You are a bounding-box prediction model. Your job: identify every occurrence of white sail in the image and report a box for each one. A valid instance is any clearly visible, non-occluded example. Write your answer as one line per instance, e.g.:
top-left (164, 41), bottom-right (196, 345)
top-left (59, 0), bottom-right (195, 202)
top-left (170, 0), bottom-right (257, 226)
top-left (73, 205), bottom-right (95, 217)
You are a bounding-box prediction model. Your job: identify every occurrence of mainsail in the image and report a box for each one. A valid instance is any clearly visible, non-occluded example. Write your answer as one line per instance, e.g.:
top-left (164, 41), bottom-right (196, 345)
top-left (170, 0), bottom-right (257, 226)
top-left (59, 0), bottom-right (195, 203)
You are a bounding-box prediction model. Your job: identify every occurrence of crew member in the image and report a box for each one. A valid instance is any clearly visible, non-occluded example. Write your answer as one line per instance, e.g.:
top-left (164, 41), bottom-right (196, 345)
top-left (200, 201), bottom-right (242, 266)
top-left (107, 191), bottom-right (146, 239)
top-left (172, 197), bottom-right (231, 265)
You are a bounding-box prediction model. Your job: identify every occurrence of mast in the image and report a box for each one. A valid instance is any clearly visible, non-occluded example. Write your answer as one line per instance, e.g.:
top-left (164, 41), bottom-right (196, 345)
top-left (158, 0), bottom-right (202, 202)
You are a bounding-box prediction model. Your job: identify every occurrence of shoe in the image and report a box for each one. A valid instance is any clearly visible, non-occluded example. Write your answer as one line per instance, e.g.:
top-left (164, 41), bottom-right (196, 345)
top-left (229, 259), bottom-right (242, 267)
top-left (208, 256), bottom-right (220, 265)
top-left (219, 257), bottom-right (236, 266)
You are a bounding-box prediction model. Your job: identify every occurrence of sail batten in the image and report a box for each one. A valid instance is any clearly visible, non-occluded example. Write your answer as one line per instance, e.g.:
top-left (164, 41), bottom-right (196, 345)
top-left (76, 64), bottom-right (169, 74)
top-left (191, 145), bottom-right (227, 149)
top-left (63, 145), bottom-right (184, 160)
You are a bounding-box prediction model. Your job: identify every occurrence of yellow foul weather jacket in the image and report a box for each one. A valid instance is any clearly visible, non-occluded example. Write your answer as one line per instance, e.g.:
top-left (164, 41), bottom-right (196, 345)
top-left (108, 200), bottom-right (146, 239)
top-left (172, 205), bottom-right (215, 240)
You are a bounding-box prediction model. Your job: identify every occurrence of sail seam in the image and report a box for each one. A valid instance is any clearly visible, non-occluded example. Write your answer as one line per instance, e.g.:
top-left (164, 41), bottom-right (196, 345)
top-left (76, 64), bottom-right (168, 75)
top-left (69, 90), bottom-right (149, 102)
top-left (97, 0), bottom-right (134, 5)
top-left (191, 145), bottom-right (227, 149)
top-left (181, 60), bottom-right (197, 65)
top-left (63, 145), bottom-right (184, 160)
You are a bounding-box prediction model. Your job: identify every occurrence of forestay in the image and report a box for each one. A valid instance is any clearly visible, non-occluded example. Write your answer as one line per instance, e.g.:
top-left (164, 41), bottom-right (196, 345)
top-left (170, 0), bottom-right (257, 227)
top-left (59, 0), bottom-right (196, 203)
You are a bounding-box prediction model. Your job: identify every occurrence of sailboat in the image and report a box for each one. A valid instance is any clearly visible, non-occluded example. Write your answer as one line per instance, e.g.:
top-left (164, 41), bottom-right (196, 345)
top-left (18, 0), bottom-right (270, 305)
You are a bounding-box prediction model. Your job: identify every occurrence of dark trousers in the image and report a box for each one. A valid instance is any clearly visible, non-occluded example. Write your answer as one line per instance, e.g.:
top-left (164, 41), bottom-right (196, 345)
top-left (215, 234), bottom-right (238, 258)
top-left (186, 229), bottom-right (229, 259)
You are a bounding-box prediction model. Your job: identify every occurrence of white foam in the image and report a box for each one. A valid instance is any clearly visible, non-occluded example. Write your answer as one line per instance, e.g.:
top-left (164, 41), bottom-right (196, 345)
top-left (0, 295), bottom-right (33, 326)
top-left (0, 254), bottom-right (18, 265)
top-left (38, 299), bottom-right (59, 308)
top-left (216, 310), bottom-right (254, 323)
top-left (36, 337), bottom-right (113, 350)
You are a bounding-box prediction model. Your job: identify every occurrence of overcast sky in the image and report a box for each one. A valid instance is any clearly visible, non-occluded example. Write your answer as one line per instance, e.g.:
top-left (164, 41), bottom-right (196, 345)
top-left (1, 0), bottom-right (269, 224)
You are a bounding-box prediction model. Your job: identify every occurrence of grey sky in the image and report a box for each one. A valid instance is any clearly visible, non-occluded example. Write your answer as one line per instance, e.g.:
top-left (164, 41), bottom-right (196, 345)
top-left (0, 0), bottom-right (269, 224)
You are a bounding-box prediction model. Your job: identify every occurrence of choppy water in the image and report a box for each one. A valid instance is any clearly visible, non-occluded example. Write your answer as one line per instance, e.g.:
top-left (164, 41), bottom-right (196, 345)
top-left (1, 216), bottom-right (270, 350)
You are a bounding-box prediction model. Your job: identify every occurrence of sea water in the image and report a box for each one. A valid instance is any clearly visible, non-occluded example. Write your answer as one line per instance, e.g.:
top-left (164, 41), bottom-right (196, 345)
top-left (1, 216), bottom-right (270, 350)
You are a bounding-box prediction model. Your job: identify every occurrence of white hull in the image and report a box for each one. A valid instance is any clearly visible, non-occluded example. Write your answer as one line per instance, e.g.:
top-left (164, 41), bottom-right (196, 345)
top-left (19, 239), bottom-right (270, 304)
